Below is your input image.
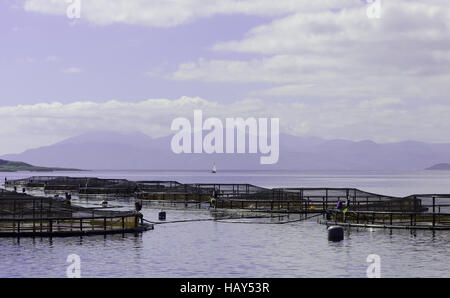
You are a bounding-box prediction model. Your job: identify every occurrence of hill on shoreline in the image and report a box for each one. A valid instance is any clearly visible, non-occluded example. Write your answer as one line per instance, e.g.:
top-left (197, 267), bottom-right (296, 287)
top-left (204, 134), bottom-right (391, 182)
top-left (426, 163), bottom-right (450, 170)
top-left (0, 159), bottom-right (82, 172)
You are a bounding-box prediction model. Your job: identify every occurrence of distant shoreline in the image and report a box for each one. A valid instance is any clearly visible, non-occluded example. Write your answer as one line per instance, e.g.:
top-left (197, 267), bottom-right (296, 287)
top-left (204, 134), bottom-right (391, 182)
top-left (0, 159), bottom-right (84, 172)
top-left (0, 168), bottom-right (86, 173)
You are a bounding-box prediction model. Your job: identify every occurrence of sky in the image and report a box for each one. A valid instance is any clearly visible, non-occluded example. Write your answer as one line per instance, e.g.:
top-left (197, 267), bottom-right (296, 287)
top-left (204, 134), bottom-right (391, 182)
top-left (0, 0), bottom-right (450, 155)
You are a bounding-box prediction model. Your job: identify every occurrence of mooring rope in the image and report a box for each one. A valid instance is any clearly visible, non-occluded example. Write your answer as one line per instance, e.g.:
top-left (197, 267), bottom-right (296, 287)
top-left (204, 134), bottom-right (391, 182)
top-left (217, 213), bottom-right (323, 224)
top-left (144, 218), bottom-right (222, 225)
top-left (143, 213), bottom-right (321, 225)
top-left (143, 215), bottom-right (277, 225)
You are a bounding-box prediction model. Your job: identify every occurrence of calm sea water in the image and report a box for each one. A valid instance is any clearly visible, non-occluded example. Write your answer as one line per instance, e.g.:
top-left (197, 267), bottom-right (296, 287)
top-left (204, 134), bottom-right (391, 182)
top-left (1, 170), bottom-right (450, 278)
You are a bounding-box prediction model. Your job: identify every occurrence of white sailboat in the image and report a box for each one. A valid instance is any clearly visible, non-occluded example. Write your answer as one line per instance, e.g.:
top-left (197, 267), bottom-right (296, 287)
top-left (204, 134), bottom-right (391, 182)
top-left (212, 163), bottom-right (217, 173)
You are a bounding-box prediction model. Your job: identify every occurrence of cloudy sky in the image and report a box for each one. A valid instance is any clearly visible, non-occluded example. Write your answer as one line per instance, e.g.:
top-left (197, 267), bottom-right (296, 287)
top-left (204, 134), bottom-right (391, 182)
top-left (1, 0), bottom-right (449, 155)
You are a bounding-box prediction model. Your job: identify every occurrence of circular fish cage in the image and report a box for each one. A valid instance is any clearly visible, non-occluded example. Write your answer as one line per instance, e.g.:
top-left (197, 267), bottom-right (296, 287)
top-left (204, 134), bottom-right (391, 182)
top-left (0, 189), bottom-right (152, 237)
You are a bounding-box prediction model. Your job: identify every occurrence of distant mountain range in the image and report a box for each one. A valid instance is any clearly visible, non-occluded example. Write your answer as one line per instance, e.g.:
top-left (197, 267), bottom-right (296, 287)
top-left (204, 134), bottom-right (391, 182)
top-left (0, 159), bottom-right (80, 172)
top-left (2, 131), bottom-right (450, 171)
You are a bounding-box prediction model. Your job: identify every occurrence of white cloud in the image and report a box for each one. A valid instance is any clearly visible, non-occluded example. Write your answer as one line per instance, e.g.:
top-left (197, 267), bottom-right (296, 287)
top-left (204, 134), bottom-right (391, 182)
top-left (23, 0), bottom-right (360, 27)
top-left (170, 1), bottom-right (450, 99)
top-left (62, 67), bottom-right (82, 74)
top-left (17, 57), bottom-right (36, 64)
top-left (24, 1), bottom-right (450, 101)
top-left (359, 97), bottom-right (404, 109)
top-left (1, 96), bottom-right (450, 154)
top-left (45, 56), bottom-right (58, 62)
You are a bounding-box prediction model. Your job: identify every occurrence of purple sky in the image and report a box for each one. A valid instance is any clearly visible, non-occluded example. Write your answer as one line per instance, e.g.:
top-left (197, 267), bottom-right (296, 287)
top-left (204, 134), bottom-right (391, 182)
top-left (1, 0), bottom-right (450, 155)
top-left (1, 1), bottom-right (269, 103)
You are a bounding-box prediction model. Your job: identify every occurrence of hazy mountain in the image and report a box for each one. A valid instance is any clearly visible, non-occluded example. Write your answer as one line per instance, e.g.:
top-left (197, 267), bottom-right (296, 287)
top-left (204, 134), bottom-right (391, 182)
top-left (426, 163), bottom-right (450, 170)
top-left (2, 131), bottom-right (450, 171)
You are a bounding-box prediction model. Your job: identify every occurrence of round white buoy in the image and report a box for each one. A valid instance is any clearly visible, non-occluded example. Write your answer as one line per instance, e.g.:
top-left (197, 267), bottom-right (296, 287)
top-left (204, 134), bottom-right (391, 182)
top-left (328, 226), bottom-right (344, 242)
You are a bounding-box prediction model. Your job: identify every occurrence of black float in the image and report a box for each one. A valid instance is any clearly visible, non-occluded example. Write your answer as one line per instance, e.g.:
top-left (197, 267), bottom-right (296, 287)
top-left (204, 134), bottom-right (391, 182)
top-left (328, 226), bottom-right (344, 242)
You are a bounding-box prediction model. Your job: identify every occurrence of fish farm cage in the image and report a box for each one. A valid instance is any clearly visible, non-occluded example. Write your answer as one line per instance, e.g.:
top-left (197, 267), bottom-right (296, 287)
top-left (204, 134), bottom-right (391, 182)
top-left (5, 176), bottom-right (450, 230)
top-left (5, 176), bottom-right (138, 195)
top-left (136, 182), bottom-right (425, 214)
top-left (320, 194), bottom-right (450, 230)
top-left (136, 181), bottom-right (267, 201)
top-left (0, 189), bottom-right (151, 237)
top-left (5, 177), bottom-right (267, 198)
